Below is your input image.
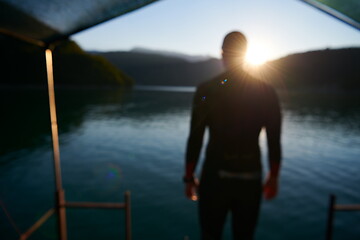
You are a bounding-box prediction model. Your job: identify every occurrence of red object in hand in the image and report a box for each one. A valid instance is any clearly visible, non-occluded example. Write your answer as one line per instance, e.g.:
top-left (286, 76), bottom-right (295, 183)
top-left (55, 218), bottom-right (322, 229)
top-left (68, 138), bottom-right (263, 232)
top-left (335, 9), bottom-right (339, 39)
top-left (263, 175), bottom-right (278, 200)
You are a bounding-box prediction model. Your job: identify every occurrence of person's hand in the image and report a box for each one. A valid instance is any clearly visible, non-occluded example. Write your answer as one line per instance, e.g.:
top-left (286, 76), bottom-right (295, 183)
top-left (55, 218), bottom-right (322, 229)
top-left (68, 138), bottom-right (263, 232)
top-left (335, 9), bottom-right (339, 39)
top-left (263, 174), bottom-right (279, 200)
top-left (185, 178), bottom-right (199, 201)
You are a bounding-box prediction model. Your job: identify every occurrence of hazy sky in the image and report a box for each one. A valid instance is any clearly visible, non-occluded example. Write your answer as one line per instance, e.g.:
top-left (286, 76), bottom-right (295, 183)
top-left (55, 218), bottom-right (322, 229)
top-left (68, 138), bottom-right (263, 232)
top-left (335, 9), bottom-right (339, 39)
top-left (72, 0), bottom-right (360, 61)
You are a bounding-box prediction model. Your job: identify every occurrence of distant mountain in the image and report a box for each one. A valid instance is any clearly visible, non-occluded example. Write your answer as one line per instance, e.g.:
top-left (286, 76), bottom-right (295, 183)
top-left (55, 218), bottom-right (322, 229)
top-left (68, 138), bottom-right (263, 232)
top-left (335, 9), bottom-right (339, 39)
top-left (0, 36), bottom-right (133, 86)
top-left (94, 49), bottom-right (224, 86)
top-left (130, 47), bottom-right (212, 62)
top-left (94, 47), bottom-right (360, 90)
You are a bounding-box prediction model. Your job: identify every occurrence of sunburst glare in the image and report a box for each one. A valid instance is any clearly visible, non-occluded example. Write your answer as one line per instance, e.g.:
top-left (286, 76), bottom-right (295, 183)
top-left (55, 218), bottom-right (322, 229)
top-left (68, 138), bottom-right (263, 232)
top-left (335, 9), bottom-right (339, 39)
top-left (245, 43), bottom-right (270, 66)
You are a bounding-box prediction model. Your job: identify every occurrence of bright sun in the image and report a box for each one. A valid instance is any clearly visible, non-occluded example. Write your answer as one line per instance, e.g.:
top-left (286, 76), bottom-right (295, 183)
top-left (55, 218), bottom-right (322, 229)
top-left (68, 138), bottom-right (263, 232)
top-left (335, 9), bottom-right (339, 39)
top-left (245, 44), bottom-right (270, 66)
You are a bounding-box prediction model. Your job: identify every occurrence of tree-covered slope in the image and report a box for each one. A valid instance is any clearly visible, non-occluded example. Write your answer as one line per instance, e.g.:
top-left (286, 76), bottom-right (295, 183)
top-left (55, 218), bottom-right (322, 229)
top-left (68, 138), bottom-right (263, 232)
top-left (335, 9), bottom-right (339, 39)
top-left (0, 36), bottom-right (133, 86)
top-left (96, 50), bottom-right (224, 86)
top-left (263, 48), bottom-right (360, 90)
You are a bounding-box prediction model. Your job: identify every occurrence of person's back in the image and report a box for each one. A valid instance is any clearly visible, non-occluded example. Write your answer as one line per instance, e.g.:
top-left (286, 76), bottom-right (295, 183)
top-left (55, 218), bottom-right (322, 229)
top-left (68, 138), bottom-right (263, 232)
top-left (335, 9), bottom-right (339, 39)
top-left (184, 31), bottom-right (282, 240)
top-left (192, 70), bottom-right (280, 180)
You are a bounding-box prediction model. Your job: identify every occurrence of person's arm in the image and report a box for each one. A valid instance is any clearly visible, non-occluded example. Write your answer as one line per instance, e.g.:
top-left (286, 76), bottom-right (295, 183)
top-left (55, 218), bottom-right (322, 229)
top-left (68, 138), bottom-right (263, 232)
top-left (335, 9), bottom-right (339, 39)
top-left (263, 86), bottom-right (282, 200)
top-left (184, 87), bottom-right (207, 200)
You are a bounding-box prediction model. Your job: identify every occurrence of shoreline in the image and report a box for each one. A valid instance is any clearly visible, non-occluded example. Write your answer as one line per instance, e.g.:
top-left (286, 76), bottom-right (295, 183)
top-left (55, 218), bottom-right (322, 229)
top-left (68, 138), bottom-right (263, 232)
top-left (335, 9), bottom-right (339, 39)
top-left (1, 84), bottom-right (360, 96)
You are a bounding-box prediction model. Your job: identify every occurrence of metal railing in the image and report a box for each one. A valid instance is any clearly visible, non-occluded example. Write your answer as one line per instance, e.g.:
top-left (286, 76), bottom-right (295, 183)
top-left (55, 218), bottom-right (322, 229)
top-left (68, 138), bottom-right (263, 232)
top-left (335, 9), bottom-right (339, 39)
top-left (0, 30), bottom-right (133, 240)
top-left (18, 191), bottom-right (131, 240)
top-left (1, 46), bottom-right (132, 240)
top-left (325, 194), bottom-right (360, 240)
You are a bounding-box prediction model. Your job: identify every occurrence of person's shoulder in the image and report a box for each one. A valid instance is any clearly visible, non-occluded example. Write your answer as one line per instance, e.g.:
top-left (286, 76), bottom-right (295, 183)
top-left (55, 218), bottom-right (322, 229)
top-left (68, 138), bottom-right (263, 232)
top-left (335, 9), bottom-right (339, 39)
top-left (238, 74), bottom-right (279, 104)
top-left (245, 74), bottom-right (276, 93)
top-left (259, 80), bottom-right (277, 96)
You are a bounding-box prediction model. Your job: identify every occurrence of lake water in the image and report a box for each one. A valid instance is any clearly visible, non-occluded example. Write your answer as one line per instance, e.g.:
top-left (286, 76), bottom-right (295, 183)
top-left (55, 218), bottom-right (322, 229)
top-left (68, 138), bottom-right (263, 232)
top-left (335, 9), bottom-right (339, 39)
top-left (0, 87), bottom-right (360, 240)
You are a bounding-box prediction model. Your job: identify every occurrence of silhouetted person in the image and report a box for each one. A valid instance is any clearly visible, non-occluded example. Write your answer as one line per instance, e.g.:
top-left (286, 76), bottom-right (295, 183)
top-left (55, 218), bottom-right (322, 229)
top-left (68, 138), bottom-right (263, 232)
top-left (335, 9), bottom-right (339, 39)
top-left (183, 31), bottom-right (282, 240)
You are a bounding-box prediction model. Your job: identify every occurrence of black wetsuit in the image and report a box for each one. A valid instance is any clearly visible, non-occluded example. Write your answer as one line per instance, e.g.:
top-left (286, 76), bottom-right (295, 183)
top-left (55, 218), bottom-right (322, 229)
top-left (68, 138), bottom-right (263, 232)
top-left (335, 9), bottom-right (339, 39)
top-left (185, 70), bottom-right (281, 240)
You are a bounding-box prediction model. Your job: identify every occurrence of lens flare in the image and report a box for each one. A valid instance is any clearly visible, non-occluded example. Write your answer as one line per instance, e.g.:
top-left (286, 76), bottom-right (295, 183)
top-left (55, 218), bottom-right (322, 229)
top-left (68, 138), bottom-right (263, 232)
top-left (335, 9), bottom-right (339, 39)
top-left (106, 163), bottom-right (122, 179)
top-left (221, 79), bottom-right (228, 85)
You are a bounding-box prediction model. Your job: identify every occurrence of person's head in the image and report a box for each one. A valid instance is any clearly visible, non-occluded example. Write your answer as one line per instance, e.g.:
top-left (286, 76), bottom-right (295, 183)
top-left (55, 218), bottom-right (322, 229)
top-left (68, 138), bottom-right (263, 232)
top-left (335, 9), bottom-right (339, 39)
top-left (221, 31), bottom-right (247, 70)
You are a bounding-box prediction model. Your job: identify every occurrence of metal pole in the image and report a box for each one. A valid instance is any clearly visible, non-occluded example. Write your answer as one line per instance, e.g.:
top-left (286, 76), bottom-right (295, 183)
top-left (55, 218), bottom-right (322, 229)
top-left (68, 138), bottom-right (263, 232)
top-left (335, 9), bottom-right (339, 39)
top-left (45, 48), bottom-right (67, 240)
top-left (325, 194), bottom-right (336, 240)
top-left (125, 191), bottom-right (131, 240)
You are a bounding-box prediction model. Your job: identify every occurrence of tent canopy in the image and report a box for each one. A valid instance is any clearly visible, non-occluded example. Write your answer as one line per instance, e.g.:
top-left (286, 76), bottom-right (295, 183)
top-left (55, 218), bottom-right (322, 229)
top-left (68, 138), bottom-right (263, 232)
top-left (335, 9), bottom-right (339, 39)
top-left (0, 0), bottom-right (158, 45)
top-left (0, 0), bottom-right (358, 47)
top-left (301, 0), bottom-right (360, 30)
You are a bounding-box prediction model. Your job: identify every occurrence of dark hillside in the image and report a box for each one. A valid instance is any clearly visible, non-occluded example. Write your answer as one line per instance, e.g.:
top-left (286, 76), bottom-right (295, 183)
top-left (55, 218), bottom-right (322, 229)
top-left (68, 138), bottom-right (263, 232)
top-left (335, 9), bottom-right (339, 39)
top-left (264, 48), bottom-right (360, 90)
top-left (0, 36), bottom-right (133, 86)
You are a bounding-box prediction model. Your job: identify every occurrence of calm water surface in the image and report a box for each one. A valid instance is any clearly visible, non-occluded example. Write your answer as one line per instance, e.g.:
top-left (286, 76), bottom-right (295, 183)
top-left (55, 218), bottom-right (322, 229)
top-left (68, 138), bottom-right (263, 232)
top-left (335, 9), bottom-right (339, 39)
top-left (0, 87), bottom-right (359, 240)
